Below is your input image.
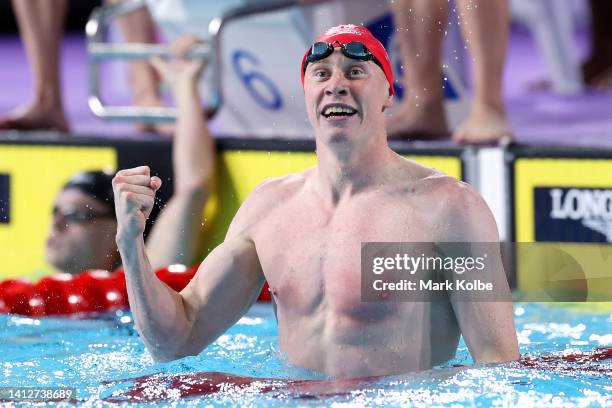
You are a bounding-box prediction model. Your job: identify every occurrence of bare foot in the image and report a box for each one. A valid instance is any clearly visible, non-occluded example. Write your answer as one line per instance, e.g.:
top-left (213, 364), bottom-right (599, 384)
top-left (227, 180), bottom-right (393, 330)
top-left (0, 102), bottom-right (69, 132)
top-left (386, 99), bottom-right (449, 140)
top-left (453, 106), bottom-right (512, 145)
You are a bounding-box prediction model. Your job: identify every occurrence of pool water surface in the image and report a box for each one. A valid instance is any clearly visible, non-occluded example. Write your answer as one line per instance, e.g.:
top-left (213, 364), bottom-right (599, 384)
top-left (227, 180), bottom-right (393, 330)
top-left (0, 303), bottom-right (610, 407)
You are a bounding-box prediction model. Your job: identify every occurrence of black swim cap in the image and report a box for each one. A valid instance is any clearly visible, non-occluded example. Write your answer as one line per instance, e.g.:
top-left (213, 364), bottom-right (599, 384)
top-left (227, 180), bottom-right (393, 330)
top-left (62, 170), bottom-right (116, 214)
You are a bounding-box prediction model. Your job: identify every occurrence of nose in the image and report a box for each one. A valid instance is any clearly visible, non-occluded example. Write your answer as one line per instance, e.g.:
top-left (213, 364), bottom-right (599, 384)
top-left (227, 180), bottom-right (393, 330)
top-left (325, 70), bottom-right (349, 97)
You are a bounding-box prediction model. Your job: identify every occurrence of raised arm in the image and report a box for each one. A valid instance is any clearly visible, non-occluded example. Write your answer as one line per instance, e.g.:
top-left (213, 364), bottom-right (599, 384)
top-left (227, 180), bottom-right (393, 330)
top-left (441, 181), bottom-right (519, 364)
top-left (114, 167), bottom-right (264, 362)
top-left (146, 35), bottom-right (216, 269)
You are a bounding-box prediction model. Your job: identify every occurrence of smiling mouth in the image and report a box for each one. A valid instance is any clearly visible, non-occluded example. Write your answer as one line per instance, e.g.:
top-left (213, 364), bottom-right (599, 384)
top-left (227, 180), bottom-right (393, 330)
top-left (320, 104), bottom-right (358, 118)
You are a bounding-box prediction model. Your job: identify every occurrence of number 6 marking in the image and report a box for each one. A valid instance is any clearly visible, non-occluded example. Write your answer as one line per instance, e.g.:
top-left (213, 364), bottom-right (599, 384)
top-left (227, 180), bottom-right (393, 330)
top-left (232, 50), bottom-right (283, 111)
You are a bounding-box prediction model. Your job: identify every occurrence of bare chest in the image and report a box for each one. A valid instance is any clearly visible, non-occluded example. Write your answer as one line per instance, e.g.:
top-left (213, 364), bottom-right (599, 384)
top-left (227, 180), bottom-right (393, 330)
top-left (252, 195), bottom-right (439, 317)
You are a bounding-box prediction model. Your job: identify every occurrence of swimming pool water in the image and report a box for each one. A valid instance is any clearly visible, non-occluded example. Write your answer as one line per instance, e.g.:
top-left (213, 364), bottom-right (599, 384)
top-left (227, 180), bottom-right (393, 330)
top-left (1, 303), bottom-right (610, 407)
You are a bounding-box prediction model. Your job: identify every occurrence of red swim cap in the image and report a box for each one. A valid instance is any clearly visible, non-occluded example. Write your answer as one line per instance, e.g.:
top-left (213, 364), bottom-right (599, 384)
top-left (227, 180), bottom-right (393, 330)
top-left (301, 24), bottom-right (394, 95)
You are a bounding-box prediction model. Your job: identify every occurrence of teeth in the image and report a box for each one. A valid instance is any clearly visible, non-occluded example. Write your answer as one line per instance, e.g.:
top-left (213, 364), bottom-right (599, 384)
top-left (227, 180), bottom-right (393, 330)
top-left (323, 106), bottom-right (356, 116)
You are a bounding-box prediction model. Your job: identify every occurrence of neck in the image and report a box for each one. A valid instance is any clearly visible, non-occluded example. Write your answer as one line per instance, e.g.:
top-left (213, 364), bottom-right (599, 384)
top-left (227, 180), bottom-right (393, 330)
top-left (314, 130), bottom-right (392, 204)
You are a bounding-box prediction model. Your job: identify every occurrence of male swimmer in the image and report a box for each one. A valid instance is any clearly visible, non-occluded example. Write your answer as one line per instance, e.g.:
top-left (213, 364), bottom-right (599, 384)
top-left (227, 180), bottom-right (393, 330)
top-left (113, 25), bottom-right (519, 379)
top-left (47, 171), bottom-right (120, 274)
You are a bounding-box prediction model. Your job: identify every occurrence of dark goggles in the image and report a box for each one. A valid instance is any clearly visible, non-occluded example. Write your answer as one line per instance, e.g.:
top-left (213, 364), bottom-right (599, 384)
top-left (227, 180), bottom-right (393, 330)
top-left (52, 206), bottom-right (114, 225)
top-left (303, 41), bottom-right (383, 73)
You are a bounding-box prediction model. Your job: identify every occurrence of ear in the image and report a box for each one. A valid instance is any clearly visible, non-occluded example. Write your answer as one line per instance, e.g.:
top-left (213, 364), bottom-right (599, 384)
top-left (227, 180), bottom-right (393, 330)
top-left (381, 91), bottom-right (393, 112)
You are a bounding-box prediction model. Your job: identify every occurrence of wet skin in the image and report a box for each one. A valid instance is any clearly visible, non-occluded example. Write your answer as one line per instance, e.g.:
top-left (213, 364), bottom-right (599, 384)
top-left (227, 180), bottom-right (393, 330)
top-left (119, 50), bottom-right (518, 378)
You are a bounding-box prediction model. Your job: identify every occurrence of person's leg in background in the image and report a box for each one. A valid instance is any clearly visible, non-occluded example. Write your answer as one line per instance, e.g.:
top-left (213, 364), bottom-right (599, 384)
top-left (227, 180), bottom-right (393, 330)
top-left (110, 0), bottom-right (174, 135)
top-left (452, 0), bottom-right (512, 144)
top-left (582, 0), bottom-right (612, 87)
top-left (389, 0), bottom-right (512, 144)
top-left (0, 0), bottom-right (69, 131)
top-left (388, 0), bottom-right (449, 140)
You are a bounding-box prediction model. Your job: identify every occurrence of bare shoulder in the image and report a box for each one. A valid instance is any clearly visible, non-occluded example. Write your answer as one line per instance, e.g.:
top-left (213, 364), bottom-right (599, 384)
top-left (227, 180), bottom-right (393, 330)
top-left (423, 174), bottom-right (485, 213)
top-left (225, 170), bottom-right (309, 239)
top-left (394, 157), bottom-right (499, 242)
top-left (394, 157), bottom-right (461, 200)
top-left (427, 175), bottom-right (499, 242)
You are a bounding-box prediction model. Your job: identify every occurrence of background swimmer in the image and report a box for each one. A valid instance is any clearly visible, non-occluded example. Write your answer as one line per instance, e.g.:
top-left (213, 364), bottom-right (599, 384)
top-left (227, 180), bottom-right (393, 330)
top-left (46, 34), bottom-right (215, 275)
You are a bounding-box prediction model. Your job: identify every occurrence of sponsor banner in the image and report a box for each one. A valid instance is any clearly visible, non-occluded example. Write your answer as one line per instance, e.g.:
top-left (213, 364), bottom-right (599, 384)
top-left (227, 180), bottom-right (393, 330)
top-left (514, 158), bottom-right (612, 242)
top-left (361, 242), bottom-right (612, 302)
top-left (512, 156), bottom-right (612, 299)
top-left (535, 187), bottom-right (612, 242)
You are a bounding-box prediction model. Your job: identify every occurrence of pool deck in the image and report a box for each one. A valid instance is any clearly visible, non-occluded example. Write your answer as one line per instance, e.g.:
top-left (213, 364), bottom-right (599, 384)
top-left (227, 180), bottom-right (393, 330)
top-left (1, 29), bottom-right (612, 147)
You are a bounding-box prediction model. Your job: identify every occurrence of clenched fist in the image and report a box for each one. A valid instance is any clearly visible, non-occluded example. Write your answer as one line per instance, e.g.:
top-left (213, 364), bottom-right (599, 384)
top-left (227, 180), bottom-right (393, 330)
top-left (112, 166), bottom-right (162, 242)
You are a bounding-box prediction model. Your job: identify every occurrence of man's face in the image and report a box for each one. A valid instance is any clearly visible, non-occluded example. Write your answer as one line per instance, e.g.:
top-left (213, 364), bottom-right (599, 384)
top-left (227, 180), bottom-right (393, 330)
top-left (303, 48), bottom-right (392, 144)
top-left (46, 189), bottom-right (118, 274)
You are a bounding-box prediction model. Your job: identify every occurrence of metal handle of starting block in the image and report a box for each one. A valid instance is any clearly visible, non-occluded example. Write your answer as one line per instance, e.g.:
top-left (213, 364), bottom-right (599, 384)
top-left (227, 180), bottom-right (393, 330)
top-left (86, 0), bottom-right (220, 123)
top-left (86, 0), bottom-right (324, 123)
top-left (87, 43), bottom-right (211, 61)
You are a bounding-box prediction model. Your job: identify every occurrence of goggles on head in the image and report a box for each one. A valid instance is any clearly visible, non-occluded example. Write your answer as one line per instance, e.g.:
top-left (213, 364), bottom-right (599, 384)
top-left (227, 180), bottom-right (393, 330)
top-left (303, 41), bottom-right (383, 73)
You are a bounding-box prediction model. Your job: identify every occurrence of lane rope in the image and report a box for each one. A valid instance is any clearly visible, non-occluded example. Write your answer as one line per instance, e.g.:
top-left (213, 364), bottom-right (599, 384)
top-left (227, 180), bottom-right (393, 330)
top-left (0, 265), bottom-right (270, 316)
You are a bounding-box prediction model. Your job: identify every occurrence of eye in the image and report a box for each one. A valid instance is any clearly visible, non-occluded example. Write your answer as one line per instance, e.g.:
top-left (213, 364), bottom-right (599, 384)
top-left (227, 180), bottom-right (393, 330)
top-left (313, 69), bottom-right (329, 78)
top-left (348, 66), bottom-right (366, 77)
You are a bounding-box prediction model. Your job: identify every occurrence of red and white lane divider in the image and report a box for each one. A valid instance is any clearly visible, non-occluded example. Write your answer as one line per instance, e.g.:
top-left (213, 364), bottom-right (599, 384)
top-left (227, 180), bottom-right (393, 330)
top-left (0, 265), bottom-right (270, 316)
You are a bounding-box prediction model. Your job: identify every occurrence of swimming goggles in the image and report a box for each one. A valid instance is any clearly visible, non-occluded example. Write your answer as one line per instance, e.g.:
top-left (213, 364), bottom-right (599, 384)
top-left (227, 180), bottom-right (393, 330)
top-left (303, 41), bottom-right (383, 73)
top-left (52, 206), bottom-right (114, 224)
